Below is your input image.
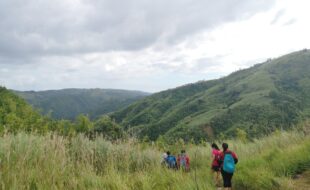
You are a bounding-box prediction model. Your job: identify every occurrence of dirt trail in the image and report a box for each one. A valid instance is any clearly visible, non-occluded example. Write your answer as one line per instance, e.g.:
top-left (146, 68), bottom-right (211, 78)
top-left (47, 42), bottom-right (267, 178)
top-left (292, 171), bottom-right (310, 190)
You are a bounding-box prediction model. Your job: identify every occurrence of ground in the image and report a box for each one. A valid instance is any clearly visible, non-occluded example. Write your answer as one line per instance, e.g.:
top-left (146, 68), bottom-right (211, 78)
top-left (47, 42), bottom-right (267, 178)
top-left (292, 171), bottom-right (310, 190)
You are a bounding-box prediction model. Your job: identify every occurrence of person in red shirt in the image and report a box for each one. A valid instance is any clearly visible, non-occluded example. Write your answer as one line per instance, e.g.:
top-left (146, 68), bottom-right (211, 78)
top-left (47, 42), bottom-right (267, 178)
top-left (211, 143), bottom-right (221, 186)
top-left (177, 150), bottom-right (190, 172)
top-left (219, 143), bottom-right (238, 190)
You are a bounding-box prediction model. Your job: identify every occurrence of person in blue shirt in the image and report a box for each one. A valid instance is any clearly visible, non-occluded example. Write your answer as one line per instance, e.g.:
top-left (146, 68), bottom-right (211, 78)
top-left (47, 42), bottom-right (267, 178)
top-left (165, 151), bottom-right (177, 169)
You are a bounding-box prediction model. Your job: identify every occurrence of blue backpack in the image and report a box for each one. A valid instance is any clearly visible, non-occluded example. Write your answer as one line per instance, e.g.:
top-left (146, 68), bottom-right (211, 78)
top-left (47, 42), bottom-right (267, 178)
top-left (223, 152), bottom-right (235, 173)
top-left (166, 156), bottom-right (176, 168)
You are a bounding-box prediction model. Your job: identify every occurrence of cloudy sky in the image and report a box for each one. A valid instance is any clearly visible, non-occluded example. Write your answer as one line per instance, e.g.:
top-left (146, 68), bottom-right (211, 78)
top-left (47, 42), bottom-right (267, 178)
top-left (0, 0), bottom-right (309, 92)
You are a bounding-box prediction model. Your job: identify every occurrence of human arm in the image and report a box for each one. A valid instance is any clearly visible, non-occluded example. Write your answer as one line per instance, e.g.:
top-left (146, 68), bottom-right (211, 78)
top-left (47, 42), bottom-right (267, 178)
top-left (232, 152), bottom-right (238, 164)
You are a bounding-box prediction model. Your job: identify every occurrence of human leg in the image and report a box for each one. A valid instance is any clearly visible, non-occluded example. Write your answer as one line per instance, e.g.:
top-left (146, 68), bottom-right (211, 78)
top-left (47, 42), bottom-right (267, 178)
top-left (221, 170), bottom-right (233, 189)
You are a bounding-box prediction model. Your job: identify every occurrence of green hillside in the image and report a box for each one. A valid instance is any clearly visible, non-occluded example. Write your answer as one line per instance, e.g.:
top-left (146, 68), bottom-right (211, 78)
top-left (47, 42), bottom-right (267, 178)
top-left (0, 87), bottom-right (47, 133)
top-left (14, 89), bottom-right (149, 120)
top-left (111, 50), bottom-right (310, 141)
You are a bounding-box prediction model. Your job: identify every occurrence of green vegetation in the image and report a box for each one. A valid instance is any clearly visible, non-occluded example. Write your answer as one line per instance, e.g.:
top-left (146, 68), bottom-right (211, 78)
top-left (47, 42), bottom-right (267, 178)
top-left (111, 50), bottom-right (310, 141)
top-left (1, 50), bottom-right (310, 189)
top-left (0, 87), bottom-right (48, 133)
top-left (0, 87), bottom-right (124, 139)
top-left (14, 88), bottom-right (149, 120)
top-left (0, 129), bottom-right (308, 189)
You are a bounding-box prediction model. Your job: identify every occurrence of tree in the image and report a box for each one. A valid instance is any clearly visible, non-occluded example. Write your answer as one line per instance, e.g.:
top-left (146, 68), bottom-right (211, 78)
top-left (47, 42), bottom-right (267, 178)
top-left (75, 114), bottom-right (93, 133)
top-left (156, 135), bottom-right (166, 150)
top-left (94, 116), bottom-right (123, 139)
top-left (235, 128), bottom-right (248, 142)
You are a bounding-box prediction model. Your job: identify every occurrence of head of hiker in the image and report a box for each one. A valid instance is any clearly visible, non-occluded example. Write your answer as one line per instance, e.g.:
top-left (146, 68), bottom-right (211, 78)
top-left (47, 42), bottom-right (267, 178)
top-left (163, 152), bottom-right (167, 159)
top-left (212, 143), bottom-right (220, 150)
top-left (222, 143), bottom-right (228, 151)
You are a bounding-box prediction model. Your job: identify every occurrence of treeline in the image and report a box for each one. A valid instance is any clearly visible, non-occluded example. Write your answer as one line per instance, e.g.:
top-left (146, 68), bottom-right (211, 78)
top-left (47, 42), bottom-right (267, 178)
top-left (0, 87), bottom-right (123, 139)
top-left (14, 88), bottom-right (149, 120)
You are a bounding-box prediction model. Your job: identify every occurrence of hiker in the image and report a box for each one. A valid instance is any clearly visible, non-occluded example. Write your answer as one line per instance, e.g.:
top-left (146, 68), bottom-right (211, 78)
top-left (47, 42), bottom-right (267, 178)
top-left (177, 150), bottom-right (190, 172)
top-left (176, 154), bottom-right (181, 170)
top-left (219, 143), bottom-right (238, 190)
top-left (211, 143), bottom-right (221, 186)
top-left (165, 151), bottom-right (177, 169)
top-left (161, 152), bottom-right (168, 167)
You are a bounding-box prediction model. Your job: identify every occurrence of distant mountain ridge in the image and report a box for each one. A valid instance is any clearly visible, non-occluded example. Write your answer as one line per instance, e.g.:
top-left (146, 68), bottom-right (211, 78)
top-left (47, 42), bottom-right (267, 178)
top-left (14, 88), bottom-right (150, 120)
top-left (111, 49), bottom-right (310, 141)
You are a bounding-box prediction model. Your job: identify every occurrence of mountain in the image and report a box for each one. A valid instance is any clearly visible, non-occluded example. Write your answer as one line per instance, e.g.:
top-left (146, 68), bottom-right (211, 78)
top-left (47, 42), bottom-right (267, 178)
top-left (14, 89), bottom-right (150, 120)
top-left (111, 49), bottom-right (310, 141)
top-left (0, 87), bottom-right (46, 132)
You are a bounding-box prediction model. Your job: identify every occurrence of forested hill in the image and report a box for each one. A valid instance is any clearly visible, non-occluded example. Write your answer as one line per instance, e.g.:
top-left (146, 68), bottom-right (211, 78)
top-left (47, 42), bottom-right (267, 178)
top-left (14, 89), bottom-right (149, 120)
top-left (0, 87), bottom-right (47, 132)
top-left (111, 49), bottom-right (310, 141)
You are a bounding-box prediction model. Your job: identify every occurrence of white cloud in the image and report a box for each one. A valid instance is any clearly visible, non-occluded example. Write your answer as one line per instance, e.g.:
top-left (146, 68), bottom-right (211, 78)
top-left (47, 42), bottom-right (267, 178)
top-left (0, 0), bottom-right (309, 92)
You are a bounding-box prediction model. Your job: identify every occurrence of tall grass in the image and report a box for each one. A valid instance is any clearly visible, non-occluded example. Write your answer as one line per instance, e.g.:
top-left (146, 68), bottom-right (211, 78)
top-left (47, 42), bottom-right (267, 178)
top-left (0, 131), bottom-right (308, 190)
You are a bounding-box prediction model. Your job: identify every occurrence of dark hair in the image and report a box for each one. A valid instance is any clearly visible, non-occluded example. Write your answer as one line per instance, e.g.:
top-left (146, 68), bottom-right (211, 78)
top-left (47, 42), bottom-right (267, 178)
top-left (181, 150), bottom-right (185, 154)
top-left (167, 151), bottom-right (171, 155)
top-left (211, 143), bottom-right (220, 150)
top-left (222, 143), bottom-right (228, 151)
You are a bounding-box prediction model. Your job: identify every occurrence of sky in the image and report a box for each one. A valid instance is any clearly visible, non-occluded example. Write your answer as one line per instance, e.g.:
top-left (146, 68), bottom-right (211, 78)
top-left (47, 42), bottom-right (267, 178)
top-left (0, 0), bottom-right (309, 93)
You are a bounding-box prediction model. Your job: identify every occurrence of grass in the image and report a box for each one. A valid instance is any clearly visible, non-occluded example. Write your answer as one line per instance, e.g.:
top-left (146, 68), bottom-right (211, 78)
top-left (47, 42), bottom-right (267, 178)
top-left (0, 130), bottom-right (309, 190)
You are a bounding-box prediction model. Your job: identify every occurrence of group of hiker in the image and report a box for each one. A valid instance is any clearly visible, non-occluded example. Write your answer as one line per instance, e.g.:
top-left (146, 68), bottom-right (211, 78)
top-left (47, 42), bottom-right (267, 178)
top-left (161, 143), bottom-right (238, 190)
top-left (161, 150), bottom-right (190, 172)
top-left (211, 143), bottom-right (238, 190)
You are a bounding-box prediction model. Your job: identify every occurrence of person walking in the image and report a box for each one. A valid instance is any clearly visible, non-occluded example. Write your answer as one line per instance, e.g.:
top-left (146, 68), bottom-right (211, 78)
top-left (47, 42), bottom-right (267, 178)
top-left (178, 150), bottom-right (190, 172)
top-left (161, 152), bottom-right (168, 167)
top-left (166, 151), bottom-right (177, 169)
top-left (219, 143), bottom-right (238, 190)
top-left (211, 143), bottom-right (221, 186)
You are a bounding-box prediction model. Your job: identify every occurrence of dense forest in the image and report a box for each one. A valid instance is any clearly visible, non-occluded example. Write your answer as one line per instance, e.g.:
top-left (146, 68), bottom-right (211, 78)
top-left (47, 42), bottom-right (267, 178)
top-left (14, 88), bottom-right (149, 120)
top-left (111, 50), bottom-right (310, 141)
top-left (0, 87), bottom-right (124, 139)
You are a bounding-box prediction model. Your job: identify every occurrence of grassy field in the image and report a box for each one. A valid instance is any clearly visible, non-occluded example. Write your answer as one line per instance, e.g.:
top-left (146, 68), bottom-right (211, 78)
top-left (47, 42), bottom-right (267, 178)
top-left (0, 129), bottom-right (309, 190)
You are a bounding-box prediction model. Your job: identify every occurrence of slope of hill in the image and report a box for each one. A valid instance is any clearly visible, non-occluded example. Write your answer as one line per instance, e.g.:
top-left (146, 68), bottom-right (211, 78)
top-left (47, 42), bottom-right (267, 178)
top-left (14, 89), bottom-right (149, 120)
top-left (111, 49), bottom-right (310, 140)
top-left (0, 87), bottom-right (46, 132)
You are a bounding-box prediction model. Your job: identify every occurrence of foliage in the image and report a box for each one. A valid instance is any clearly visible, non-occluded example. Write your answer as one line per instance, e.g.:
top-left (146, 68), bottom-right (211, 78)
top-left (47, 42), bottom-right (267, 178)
top-left (14, 88), bottom-right (149, 120)
top-left (94, 116), bottom-right (124, 139)
top-left (0, 87), bottom-right (124, 138)
top-left (0, 86), bottom-right (49, 133)
top-left (111, 50), bottom-right (310, 141)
